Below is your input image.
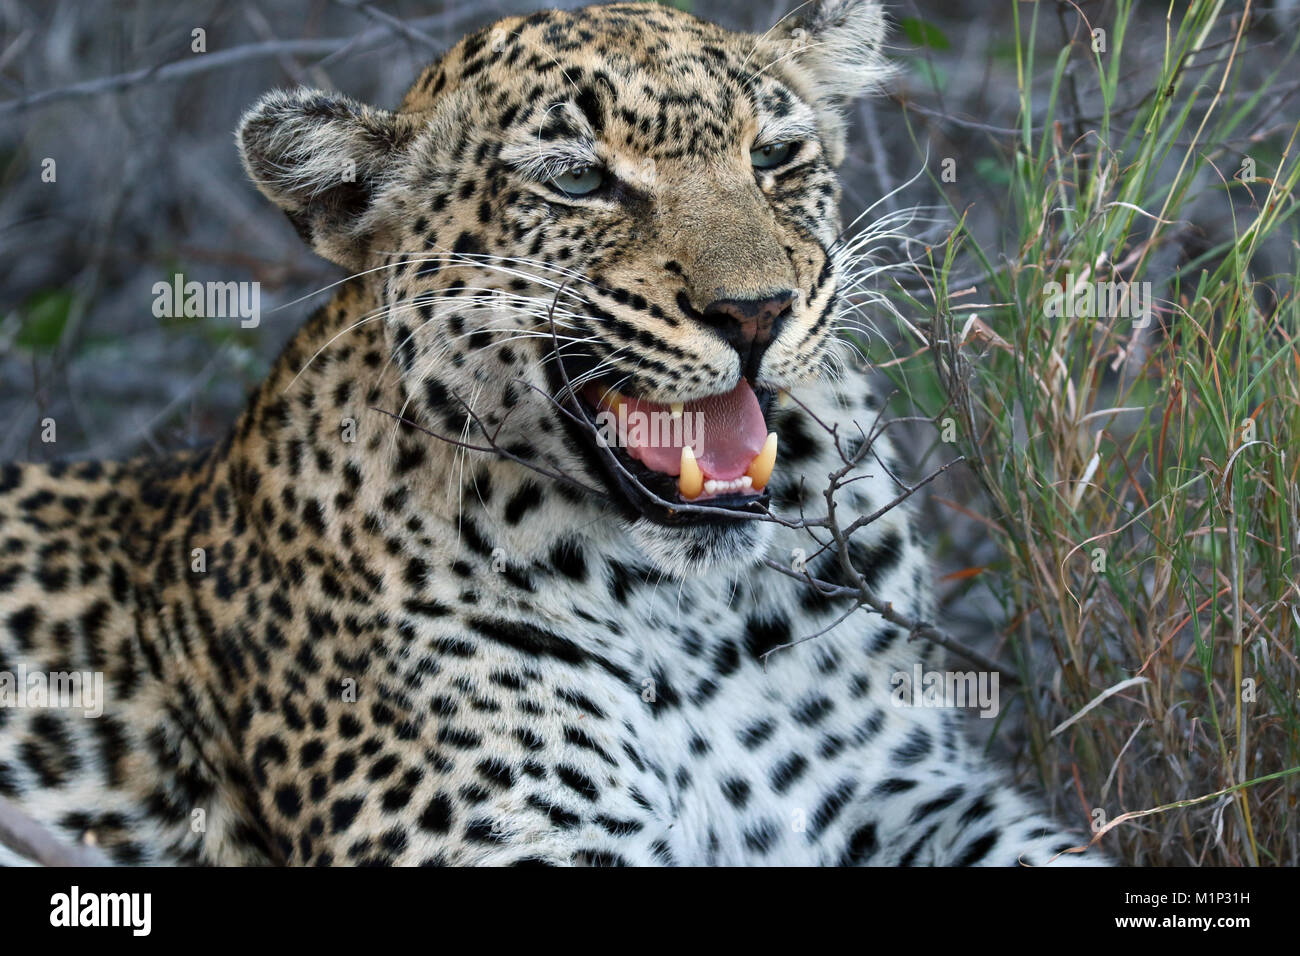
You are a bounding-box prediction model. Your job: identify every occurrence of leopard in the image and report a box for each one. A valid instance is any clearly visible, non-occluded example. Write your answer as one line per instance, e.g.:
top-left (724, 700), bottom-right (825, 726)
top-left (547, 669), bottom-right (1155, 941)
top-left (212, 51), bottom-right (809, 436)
top-left (0, 0), bottom-right (1104, 866)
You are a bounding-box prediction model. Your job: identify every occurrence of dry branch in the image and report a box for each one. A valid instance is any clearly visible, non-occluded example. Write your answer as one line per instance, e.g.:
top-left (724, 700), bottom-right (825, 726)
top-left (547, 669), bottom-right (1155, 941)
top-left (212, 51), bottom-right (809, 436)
top-left (0, 795), bottom-right (111, 866)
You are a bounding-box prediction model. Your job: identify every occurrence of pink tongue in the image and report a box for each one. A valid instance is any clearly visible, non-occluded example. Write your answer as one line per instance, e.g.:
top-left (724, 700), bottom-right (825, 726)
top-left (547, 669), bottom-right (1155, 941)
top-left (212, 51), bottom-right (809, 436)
top-left (587, 380), bottom-right (767, 481)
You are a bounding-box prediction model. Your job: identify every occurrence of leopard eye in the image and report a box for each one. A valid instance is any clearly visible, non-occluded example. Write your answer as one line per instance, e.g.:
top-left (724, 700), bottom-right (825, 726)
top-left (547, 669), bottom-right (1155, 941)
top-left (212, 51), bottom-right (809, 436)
top-left (751, 141), bottom-right (795, 169)
top-left (548, 165), bottom-right (605, 197)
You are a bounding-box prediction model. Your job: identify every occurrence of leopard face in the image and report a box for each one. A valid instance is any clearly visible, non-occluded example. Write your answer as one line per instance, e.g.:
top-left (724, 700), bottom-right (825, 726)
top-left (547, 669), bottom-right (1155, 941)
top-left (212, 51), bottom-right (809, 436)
top-left (238, 1), bottom-right (892, 576)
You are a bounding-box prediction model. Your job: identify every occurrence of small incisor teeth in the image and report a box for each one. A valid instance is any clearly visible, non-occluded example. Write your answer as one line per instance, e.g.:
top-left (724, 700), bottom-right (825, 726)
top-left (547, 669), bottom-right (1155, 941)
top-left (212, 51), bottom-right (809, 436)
top-left (746, 432), bottom-right (778, 490)
top-left (678, 445), bottom-right (703, 499)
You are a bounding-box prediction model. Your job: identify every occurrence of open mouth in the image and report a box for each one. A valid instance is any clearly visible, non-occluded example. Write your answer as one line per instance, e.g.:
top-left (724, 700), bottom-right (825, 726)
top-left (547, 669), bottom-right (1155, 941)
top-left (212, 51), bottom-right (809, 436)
top-left (563, 373), bottom-right (780, 526)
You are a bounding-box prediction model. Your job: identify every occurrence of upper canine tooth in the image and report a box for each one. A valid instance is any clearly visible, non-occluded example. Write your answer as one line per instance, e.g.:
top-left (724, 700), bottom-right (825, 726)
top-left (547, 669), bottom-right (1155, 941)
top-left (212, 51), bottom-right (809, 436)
top-left (670, 401), bottom-right (684, 419)
top-left (777, 389), bottom-right (793, 408)
top-left (678, 445), bottom-right (703, 500)
top-left (746, 432), bottom-right (778, 491)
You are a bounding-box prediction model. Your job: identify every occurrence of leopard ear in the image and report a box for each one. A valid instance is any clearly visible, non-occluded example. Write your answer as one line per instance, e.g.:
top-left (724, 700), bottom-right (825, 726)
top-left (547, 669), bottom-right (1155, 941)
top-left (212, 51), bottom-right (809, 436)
top-left (238, 88), bottom-right (416, 271)
top-left (772, 0), bottom-right (894, 165)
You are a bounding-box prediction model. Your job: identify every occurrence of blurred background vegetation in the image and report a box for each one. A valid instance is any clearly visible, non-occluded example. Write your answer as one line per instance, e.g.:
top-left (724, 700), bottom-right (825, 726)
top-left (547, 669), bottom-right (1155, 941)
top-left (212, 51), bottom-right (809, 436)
top-left (2, 0), bottom-right (1298, 865)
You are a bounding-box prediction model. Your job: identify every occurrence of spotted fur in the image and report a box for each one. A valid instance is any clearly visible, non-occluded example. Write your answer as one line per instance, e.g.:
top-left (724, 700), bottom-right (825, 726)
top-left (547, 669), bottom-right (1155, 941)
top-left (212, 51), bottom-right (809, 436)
top-left (0, 2), bottom-right (1101, 866)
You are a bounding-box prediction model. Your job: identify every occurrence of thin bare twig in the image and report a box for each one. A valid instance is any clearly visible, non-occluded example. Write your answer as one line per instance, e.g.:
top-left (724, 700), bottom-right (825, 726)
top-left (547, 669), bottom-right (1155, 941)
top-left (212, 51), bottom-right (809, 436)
top-left (0, 12), bottom-right (461, 116)
top-left (0, 796), bottom-right (111, 866)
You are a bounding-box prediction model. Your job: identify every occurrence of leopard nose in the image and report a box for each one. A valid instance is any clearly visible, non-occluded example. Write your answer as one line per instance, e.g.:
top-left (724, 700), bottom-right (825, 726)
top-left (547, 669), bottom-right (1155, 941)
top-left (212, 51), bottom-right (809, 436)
top-left (700, 291), bottom-right (794, 380)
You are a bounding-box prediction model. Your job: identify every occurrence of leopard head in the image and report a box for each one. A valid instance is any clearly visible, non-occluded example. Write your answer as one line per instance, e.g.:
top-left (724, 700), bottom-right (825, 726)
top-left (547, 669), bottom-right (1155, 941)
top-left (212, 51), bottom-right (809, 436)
top-left (237, 1), bottom-right (891, 576)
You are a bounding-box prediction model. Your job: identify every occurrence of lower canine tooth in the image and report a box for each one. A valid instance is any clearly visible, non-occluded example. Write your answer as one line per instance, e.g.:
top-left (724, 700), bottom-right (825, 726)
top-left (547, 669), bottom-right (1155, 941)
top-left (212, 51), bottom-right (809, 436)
top-left (678, 445), bottom-right (703, 500)
top-left (746, 432), bottom-right (778, 490)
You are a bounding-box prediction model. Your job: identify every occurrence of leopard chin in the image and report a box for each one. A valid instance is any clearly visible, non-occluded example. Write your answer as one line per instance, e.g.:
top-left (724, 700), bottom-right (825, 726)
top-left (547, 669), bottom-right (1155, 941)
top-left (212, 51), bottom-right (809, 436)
top-left (627, 515), bottom-right (776, 578)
